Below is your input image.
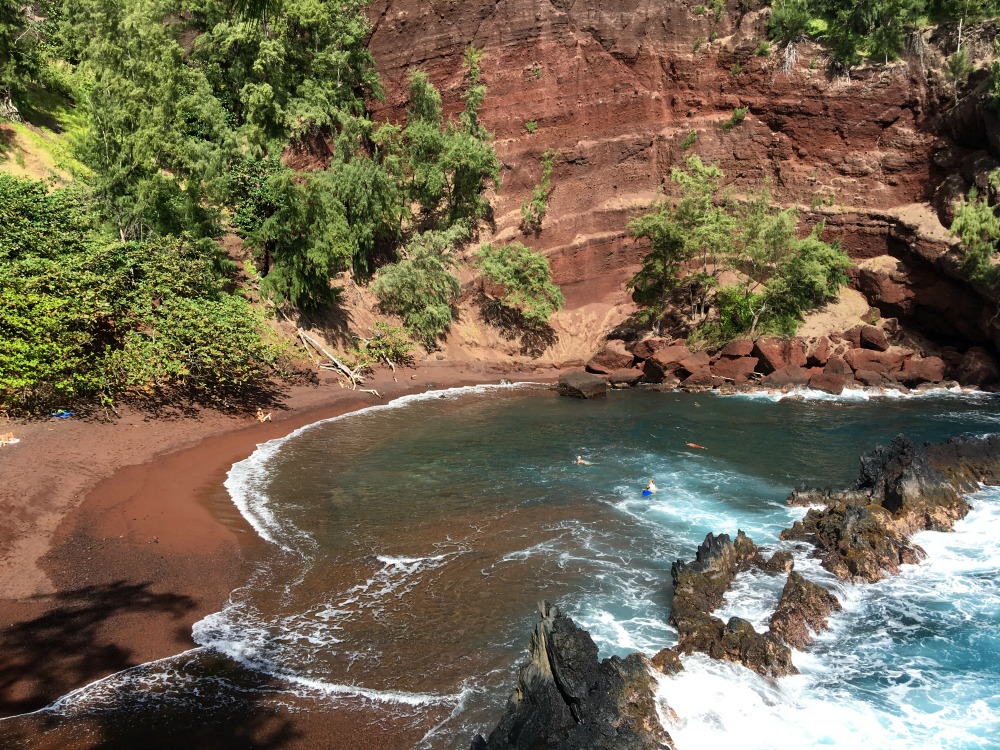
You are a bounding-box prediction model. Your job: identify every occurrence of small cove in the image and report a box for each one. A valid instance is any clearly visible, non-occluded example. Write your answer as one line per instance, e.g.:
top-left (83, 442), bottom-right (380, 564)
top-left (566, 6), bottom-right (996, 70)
top-left (7, 384), bottom-right (1000, 749)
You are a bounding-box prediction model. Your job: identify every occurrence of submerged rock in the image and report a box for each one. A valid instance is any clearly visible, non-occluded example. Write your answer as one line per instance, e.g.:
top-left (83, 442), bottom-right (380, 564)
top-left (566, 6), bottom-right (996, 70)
top-left (471, 602), bottom-right (674, 750)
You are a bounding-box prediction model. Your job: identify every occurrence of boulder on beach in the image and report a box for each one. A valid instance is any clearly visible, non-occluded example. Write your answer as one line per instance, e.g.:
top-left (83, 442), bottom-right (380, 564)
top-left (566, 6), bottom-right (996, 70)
top-left (558, 370), bottom-right (608, 399)
top-left (585, 341), bottom-right (635, 374)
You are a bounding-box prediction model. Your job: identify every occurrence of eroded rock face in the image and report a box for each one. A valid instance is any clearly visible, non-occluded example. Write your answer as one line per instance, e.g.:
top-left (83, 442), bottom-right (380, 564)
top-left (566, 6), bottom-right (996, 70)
top-left (470, 602), bottom-right (674, 750)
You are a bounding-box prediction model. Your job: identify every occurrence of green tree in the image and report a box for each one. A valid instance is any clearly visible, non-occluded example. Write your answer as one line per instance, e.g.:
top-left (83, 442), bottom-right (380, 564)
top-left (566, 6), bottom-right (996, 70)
top-left (628, 159), bottom-right (849, 339)
top-left (0, 0), bottom-right (41, 120)
top-left (951, 185), bottom-right (1000, 283)
top-left (64, 0), bottom-right (231, 240)
top-left (189, 0), bottom-right (382, 153)
top-left (474, 241), bottom-right (564, 329)
top-left (370, 224), bottom-right (468, 347)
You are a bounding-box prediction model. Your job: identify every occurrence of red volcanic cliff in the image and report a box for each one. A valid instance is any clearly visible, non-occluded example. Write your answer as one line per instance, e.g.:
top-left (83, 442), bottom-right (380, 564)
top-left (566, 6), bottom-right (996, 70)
top-left (363, 1), bottom-right (1000, 364)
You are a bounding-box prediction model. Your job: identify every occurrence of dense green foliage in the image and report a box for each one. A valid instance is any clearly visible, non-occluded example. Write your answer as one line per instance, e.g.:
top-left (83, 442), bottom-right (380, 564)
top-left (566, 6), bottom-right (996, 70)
top-left (767, 0), bottom-right (1000, 66)
top-left (1, 1), bottom-right (506, 408)
top-left (628, 157), bottom-right (850, 340)
top-left (0, 0), bottom-right (40, 117)
top-left (951, 181), bottom-right (1000, 283)
top-left (520, 149), bottom-right (559, 233)
top-left (371, 224), bottom-right (469, 348)
top-left (474, 241), bottom-right (564, 329)
top-left (0, 174), bottom-right (280, 411)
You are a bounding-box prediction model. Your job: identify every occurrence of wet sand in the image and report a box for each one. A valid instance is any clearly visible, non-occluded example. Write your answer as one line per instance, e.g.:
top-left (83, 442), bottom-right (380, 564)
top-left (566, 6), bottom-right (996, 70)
top-left (0, 361), bottom-right (557, 747)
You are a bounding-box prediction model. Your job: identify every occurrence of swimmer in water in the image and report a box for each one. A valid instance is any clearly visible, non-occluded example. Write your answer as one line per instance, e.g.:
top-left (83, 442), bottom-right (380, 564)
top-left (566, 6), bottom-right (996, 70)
top-left (646, 478), bottom-right (657, 493)
top-left (576, 455), bottom-right (593, 465)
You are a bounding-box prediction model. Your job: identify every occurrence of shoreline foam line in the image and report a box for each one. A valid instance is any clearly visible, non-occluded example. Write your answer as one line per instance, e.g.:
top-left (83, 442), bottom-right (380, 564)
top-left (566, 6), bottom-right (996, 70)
top-left (224, 381), bottom-right (545, 552)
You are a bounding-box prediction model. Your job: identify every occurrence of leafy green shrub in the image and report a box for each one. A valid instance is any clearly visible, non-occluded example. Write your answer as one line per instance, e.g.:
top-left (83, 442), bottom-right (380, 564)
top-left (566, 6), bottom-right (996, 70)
top-left (524, 120), bottom-right (538, 133)
top-left (520, 148), bottom-right (559, 232)
top-left (755, 40), bottom-right (771, 56)
top-left (371, 226), bottom-right (466, 348)
top-left (680, 130), bottom-right (698, 150)
top-left (721, 107), bottom-right (748, 131)
top-left (474, 242), bottom-right (565, 329)
top-left (0, 176), bottom-right (281, 412)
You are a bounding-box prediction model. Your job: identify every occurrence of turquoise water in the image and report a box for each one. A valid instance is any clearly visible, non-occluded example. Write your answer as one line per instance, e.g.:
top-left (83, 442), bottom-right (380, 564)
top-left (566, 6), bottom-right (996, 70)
top-left (9, 385), bottom-right (1000, 749)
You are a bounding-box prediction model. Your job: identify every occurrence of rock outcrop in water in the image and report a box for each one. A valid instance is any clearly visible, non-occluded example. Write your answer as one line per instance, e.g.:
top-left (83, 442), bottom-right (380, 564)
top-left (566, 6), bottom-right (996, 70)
top-left (782, 434), bottom-right (980, 580)
top-left (769, 572), bottom-right (843, 650)
top-left (473, 434), bottom-right (999, 746)
top-left (470, 601), bottom-right (674, 750)
top-left (557, 370), bottom-right (608, 399)
top-left (669, 531), bottom-right (801, 677)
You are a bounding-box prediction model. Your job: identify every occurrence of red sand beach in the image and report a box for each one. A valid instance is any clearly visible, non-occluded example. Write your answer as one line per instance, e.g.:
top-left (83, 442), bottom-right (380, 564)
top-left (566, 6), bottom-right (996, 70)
top-left (0, 361), bottom-right (556, 747)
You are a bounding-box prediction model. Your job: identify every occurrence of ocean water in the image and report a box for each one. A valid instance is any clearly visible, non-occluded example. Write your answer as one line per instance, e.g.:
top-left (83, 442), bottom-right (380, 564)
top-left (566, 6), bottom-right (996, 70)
top-left (5, 385), bottom-right (1000, 749)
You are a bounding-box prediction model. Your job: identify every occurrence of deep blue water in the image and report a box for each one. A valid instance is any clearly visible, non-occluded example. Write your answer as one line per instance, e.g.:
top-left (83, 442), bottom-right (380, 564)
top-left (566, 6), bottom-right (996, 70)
top-left (9, 385), bottom-right (1000, 749)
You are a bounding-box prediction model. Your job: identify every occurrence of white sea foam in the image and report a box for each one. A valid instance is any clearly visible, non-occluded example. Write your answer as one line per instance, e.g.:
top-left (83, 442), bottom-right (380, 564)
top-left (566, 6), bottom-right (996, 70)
top-left (728, 384), bottom-right (987, 403)
top-left (656, 489), bottom-right (1000, 750)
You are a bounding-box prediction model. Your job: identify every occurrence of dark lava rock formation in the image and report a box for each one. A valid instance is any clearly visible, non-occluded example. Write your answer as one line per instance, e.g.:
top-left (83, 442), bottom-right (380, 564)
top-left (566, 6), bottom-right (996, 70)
top-left (782, 434), bottom-right (989, 580)
top-left (470, 601), bottom-right (674, 750)
top-left (473, 433), bottom-right (999, 747)
top-left (669, 531), bottom-right (801, 677)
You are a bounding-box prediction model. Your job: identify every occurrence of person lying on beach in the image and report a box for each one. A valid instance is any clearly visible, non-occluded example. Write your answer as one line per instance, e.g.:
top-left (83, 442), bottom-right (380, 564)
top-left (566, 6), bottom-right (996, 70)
top-left (256, 408), bottom-right (272, 423)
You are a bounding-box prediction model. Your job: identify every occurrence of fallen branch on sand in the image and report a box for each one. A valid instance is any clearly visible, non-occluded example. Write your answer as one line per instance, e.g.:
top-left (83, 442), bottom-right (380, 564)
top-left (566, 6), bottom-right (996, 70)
top-left (297, 329), bottom-right (365, 389)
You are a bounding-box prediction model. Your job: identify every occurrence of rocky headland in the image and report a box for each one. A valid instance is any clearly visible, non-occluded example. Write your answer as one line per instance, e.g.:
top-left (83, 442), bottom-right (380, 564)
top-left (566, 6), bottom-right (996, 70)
top-left (472, 433), bottom-right (1000, 749)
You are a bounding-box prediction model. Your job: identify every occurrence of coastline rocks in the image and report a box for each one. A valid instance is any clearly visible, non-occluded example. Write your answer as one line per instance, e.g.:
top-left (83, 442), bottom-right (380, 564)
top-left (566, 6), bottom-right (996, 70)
top-left (711, 356), bottom-right (759, 384)
top-left (586, 332), bottom-right (993, 393)
top-left (558, 371), bottom-right (608, 399)
top-left (954, 346), bottom-right (1000, 387)
top-left (606, 367), bottom-right (644, 387)
top-left (925, 434), bottom-right (1000, 489)
top-left (781, 435), bottom-right (972, 580)
top-left (763, 364), bottom-right (810, 388)
top-left (641, 345), bottom-right (692, 383)
top-left (781, 502), bottom-right (925, 581)
top-left (586, 341), bottom-right (635, 374)
top-left (629, 336), bottom-right (671, 360)
top-left (769, 572), bottom-right (842, 649)
top-left (752, 337), bottom-right (808, 374)
top-left (670, 532), bottom-right (798, 677)
top-left (470, 602), bottom-right (674, 750)
top-left (853, 434), bottom-right (968, 534)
